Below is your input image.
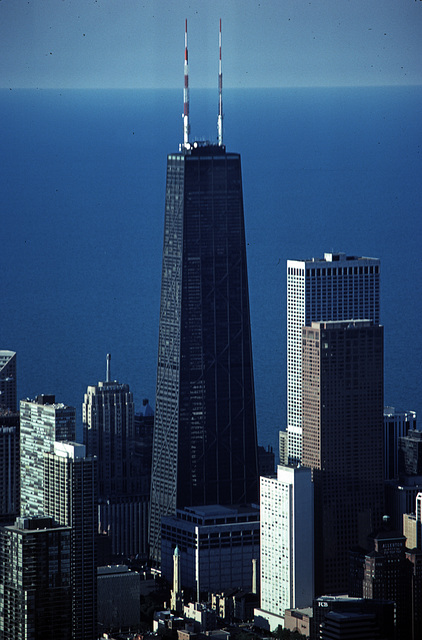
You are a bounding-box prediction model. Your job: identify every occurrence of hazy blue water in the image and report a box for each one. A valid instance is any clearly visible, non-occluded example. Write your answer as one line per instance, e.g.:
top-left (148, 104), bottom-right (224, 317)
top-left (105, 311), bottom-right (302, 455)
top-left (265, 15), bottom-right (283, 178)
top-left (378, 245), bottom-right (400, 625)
top-left (1, 87), bottom-right (421, 452)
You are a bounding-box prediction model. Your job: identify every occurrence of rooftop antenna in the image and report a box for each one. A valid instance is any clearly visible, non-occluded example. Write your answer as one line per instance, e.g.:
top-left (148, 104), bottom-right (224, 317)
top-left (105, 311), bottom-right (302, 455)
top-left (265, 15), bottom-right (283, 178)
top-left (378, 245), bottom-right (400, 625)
top-left (183, 19), bottom-right (190, 148)
top-left (106, 353), bottom-right (111, 383)
top-left (217, 19), bottom-right (223, 147)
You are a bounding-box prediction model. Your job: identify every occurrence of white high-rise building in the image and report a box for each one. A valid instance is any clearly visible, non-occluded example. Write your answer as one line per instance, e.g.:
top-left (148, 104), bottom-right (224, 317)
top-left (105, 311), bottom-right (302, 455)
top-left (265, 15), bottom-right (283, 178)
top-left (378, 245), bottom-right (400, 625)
top-left (286, 252), bottom-right (380, 462)
top-left (255, 465), bottom-right (313, 631)
top-left (20, 395), bottom-right (76, 517)
top-left (44, 441), bottom-right (97, 640)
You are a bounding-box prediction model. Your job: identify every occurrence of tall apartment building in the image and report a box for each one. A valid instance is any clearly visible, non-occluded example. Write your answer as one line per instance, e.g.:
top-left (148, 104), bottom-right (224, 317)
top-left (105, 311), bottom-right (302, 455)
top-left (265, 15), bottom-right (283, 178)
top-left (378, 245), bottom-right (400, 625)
top-left (256, 465), bottom-right (314, 631)
top-left (83, 360), bottom-right (149, 559)
top-left (286, 252), bottom-right (380, 462)
top-left (384, 406), bottom-right (417, 480)
top-left (0, 410), bottom-right (19, 523)
top-left (20, 395), bottom-right (76, 517)
top-left (302, 320), bottom-right (384, 595)
top-left (0, 350), bottom-right (16, 412)
top-left (44, 441), bottom-right (97, 640)
top-left (149, 22), bottom-right (258, 565)
top-left (0, 516), bottom-right (72, 639)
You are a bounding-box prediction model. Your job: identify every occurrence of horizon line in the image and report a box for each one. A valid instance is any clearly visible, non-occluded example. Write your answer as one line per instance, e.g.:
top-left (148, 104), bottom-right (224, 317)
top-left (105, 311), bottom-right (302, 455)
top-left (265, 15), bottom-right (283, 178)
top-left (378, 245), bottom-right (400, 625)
top-left (2, 82), bottom-right (422, 91)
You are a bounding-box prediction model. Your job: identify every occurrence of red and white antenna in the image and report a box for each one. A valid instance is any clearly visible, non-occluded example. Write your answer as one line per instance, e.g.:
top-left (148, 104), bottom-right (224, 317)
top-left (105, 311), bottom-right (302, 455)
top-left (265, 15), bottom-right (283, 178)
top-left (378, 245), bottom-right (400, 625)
top-left (183, 19), bottom-right (190, 147)
top-left (217, 19), bottom-right (223, 147)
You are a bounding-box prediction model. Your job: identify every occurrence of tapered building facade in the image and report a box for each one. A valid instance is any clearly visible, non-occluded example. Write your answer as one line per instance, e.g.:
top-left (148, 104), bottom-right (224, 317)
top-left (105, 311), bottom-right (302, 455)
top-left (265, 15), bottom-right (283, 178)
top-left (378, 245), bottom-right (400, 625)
top-left (149, 143), bottom-right (259, 563)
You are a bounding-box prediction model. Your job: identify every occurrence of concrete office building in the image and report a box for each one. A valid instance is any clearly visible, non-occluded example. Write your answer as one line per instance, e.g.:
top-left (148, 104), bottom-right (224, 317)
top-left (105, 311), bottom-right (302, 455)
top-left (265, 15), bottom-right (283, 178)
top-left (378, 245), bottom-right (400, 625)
top-left (20, 395), bottom-right (76, 517)
top-left (0, 350), bottom-right (16, 412)
top-left (0, 516), bottom-right (72, 639)
top-left (44, 441), bottom-right (97, 640)
top-left (286, 252), bottom-right (380, 462)
top-left (302, 320), bottom-right (384, 595)
top-left (256, 465), bottom-right (313, 631)
top-left (161, 504), bottom-right (260, 597)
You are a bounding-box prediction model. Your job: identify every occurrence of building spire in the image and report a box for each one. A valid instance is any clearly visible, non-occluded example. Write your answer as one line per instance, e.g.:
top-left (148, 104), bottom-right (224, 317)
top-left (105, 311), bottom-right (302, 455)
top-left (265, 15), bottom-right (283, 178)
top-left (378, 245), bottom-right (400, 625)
top-left (217, 18), bottom-right (223, 147)
top-left (183, 19), bottom-right (190, 148)
top-left (106, 353), bottom-right (111, 383)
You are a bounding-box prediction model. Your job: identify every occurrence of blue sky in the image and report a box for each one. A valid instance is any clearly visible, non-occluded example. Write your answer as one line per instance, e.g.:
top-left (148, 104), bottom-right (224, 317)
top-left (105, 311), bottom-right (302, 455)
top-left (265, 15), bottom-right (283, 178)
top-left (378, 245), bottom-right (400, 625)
top-left (1, 0), bottom-right (421, 89)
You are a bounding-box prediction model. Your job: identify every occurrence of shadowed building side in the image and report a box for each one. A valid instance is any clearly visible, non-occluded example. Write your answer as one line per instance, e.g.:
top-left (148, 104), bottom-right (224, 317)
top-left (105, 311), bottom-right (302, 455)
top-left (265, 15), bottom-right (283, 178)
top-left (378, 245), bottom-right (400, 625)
top-left (149, 144), bottom-right (258, 564)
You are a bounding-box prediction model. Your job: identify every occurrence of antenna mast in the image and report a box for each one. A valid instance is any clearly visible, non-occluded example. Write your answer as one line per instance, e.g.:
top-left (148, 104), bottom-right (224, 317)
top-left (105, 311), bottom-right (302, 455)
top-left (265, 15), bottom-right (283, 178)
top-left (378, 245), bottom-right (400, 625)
top-left (217, 19), bottom-right (223, 147)
top-left (183, 19), bottom-right (190, 148)
top-left (106, 353), bottom-right (111, 383)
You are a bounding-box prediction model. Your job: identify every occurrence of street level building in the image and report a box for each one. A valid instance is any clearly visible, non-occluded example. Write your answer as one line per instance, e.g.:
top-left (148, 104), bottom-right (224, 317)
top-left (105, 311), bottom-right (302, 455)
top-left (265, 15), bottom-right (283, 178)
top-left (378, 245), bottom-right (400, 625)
top-left (286, 252), bottom-right (380, 462)
top-left (0, 516), bottom-right (72, 639)
top-left (20, 395), bottom-right (76, 517)
top-left (312, 596), bottom-right (395, 640)
top-left (302, 320), bottom-right (384, 595)
top-left (97, 565), bottom-right (142, 632)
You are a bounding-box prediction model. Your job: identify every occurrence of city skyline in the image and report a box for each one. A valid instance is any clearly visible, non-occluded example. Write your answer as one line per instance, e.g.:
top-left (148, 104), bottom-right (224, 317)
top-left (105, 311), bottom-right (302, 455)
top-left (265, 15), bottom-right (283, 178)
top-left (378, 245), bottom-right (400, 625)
top-left (1, 7), bottom-right (421, 449)
top-left (0, 1), bottom-right (421, 89)
top-left (1, 12), bottom-right (421, 635)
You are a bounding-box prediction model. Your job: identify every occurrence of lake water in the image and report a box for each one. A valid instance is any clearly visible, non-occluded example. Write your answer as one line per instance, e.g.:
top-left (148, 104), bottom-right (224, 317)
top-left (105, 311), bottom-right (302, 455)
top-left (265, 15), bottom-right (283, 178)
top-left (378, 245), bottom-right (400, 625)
top-left (1, 86), bottom-right (421, 451)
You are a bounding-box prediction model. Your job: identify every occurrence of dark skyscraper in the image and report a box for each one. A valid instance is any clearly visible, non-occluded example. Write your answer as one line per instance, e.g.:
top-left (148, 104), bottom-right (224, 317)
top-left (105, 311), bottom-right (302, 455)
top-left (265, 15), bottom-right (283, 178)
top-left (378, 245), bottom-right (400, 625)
top-left (0, 350), bottom-right (17, 412)
top-left (149, 21), bottom-right (259, 563)
top-left (302, 320), bottom-right (384, 595)
top-left (83, 358), bottom-right (150, 559)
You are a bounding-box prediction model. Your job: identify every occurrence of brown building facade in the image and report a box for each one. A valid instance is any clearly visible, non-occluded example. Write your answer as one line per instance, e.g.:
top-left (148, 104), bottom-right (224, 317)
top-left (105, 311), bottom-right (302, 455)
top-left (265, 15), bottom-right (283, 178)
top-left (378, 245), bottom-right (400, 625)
top-left (302, 320), bottom-right (384, 595)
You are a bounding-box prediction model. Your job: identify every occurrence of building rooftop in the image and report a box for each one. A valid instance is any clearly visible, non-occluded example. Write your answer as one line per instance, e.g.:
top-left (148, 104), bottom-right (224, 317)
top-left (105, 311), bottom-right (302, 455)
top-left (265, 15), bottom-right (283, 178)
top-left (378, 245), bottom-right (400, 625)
top-left (174, 504), bottom-right (259, 525)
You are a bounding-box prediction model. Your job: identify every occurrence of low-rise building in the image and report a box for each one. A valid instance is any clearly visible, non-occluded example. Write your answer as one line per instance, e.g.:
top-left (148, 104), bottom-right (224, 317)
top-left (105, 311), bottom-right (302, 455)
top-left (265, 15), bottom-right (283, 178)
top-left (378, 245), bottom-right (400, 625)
top-left (161, 504), bottom-right (259, 597)
top-left (97, 565), bottom-right (141, 631)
